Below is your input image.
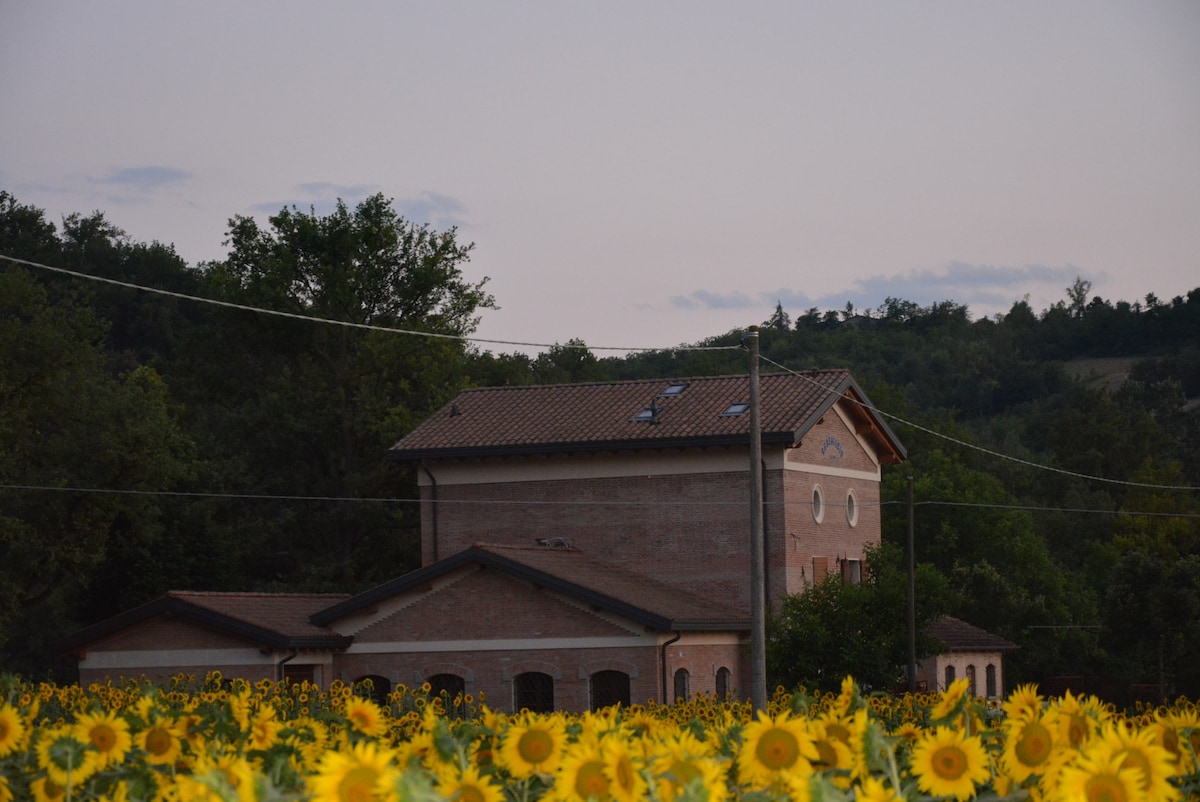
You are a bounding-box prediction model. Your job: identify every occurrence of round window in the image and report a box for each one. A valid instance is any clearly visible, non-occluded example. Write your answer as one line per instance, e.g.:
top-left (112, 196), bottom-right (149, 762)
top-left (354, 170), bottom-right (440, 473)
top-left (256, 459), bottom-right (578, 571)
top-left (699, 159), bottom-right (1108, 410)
top-left (846, 490), bottom-right (859, 527)
top-left (812, 485), bottom-right (824, 523)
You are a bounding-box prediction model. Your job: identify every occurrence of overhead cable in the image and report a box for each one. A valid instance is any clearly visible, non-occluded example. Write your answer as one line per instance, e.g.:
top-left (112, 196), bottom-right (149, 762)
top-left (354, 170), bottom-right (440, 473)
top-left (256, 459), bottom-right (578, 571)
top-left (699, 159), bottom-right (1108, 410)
top-left (758, 353), bottom-right (1200, 493)
top-left (0, 253), bottom-right (741, 354)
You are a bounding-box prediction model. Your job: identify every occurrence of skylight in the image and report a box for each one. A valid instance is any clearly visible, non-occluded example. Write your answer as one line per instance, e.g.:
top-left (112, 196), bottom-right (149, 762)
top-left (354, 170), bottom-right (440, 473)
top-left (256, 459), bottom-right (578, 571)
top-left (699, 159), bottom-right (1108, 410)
top-left (631, 407), bottom-right (657, 422)
top-left (720, 402), bottom-right (750, 417)
top-left (659, 382), bottom-right (688, 397)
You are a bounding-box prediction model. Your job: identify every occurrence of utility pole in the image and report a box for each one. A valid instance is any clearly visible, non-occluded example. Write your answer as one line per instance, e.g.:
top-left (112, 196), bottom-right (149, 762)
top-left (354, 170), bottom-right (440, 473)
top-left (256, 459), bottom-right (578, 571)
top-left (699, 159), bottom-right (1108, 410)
top-left (747, 326), bottom-right (767, 711)
top-left (907, 474), bottom-right (917, 693)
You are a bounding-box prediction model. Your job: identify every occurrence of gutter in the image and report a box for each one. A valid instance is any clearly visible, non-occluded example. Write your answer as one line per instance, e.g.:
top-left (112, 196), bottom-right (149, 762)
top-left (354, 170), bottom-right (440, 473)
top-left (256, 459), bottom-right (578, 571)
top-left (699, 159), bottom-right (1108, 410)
top-left (661, 631), bottom-right (682, 704)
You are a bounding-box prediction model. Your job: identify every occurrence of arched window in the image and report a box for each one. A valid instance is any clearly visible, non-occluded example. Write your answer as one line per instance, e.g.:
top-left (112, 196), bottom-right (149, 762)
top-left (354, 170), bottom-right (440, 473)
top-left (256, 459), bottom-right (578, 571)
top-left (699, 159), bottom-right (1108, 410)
top-left (985, 664), bottom-right (997, 698)
top-left (354, 674), bottom-right (391, 705)
top-left (427, 673), bottom-right (465, 703)
top-left (514, 672), bottom-right (554, 713)
top-left (966, 664), bottom-right (976, 696)
top-left (590, 670), bottom-right (630, 711)
top-left (944, 665), bottom-right (956, 689)
top-left (673, 669), bottom-right (689, 702)
top-left (715, 667), bottom-right (731, 701)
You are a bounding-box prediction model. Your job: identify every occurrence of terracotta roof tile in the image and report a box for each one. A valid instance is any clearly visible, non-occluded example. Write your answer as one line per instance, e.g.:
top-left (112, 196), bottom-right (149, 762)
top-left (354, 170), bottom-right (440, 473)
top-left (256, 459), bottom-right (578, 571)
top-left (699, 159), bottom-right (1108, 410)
top-left (926, 615), bottom-right (1019, 652)
top-left (313, 544), bottom-right (747, 631)
top-left (473, 544), bottom-right (747, 629)
top-left (389, 371), bottom-right (903, 462)
top-left (167, 591), bottom-right (350, 639)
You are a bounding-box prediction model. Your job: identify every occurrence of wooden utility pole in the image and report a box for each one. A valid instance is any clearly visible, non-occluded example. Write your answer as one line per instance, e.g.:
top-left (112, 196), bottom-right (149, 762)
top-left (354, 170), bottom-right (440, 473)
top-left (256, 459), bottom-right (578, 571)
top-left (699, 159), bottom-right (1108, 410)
top-left (907, 474), bottom-right (917, 692)
top-left (747, 326), bottom-right (767, 710)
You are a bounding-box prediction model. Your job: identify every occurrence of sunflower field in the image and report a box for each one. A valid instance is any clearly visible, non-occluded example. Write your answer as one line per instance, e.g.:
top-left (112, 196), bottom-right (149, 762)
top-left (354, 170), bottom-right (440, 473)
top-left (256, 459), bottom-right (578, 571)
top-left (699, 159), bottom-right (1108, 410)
top-left (0, 672), bottom-right (1197, 802)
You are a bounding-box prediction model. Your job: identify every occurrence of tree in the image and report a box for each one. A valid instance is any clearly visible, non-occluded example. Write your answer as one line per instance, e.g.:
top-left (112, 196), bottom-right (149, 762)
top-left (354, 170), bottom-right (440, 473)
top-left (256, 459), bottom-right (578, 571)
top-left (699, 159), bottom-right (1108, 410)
top-left (766, 542), bottom-right (949, 693)
top-left (176, 195), bottom-right (498, 588)
top-left (764, 301), bottom-right (790, 331)
top-left (0, 268), bottom-right (193, 673)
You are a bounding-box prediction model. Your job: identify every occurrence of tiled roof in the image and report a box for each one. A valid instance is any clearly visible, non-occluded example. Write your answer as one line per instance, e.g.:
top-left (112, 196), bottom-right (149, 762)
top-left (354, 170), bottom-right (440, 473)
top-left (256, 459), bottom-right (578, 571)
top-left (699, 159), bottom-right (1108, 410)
top-left (926, 616), bottom-right (1019, 652)
top-left (166, 591), bottom-right (350, 640)
top-left (388, 371), bottom-right (904, 463)
top-left (55, 591), bottom-right (353, 655)
top-left (313, 543), bottom-right (748, 632)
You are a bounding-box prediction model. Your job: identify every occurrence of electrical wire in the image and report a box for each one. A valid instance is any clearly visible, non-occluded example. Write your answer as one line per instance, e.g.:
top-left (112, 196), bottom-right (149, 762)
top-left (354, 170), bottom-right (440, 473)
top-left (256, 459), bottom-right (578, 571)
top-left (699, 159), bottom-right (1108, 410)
top-left (3, 251), bottom-right (1196, 500)
top-left (3, 483), bottom-right (1197, 519)
top-left (757, 352), bottom-right (1200, 493)
top-left (0, 253), bottom-right (742, 354)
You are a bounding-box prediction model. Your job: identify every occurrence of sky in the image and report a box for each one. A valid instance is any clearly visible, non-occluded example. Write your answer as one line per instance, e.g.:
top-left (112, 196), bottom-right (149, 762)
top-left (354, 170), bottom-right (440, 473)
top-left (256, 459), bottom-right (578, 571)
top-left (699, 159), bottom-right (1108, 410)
top-left (3, 2), bottom-right (1198, 355)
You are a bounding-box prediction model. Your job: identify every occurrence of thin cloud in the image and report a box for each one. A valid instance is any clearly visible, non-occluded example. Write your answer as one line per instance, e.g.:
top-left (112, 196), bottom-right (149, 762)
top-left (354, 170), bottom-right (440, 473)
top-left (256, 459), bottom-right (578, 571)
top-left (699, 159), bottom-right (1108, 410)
top-left (247, 186), bottom-right (467, 230)
top-left (671, 289), bottom-right (759, 311)
top-left (677, 263), bottom-right (1100, 319)
top-left (249, 182), bottom-right (378, 216)
top-left (97, 166), bottom-right (191, 189)
top-left (395, 191), bottom-right (468, 229)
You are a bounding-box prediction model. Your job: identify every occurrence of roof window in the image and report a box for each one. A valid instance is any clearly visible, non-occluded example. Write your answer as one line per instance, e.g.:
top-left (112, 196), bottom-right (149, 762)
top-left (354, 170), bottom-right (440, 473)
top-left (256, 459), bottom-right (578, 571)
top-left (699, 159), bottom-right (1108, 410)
top-left (720, 402), bottom-right (750, 417)
top-left (631, 399), bottom-right (662, 424)
top-left (659, 382), bottom-right (689, 397)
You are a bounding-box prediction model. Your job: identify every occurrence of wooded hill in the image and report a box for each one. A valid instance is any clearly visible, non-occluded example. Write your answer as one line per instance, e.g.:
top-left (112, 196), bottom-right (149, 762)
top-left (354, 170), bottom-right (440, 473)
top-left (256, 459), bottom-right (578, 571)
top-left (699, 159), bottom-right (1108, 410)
top-left (2, 191), bottom-right (1198, 699)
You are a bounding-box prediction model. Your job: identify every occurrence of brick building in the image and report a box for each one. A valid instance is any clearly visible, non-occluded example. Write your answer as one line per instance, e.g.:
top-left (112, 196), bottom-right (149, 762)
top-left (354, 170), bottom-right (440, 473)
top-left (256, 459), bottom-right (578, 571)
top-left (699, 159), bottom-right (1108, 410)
top-left (59, 371), bottom-right (907, 710)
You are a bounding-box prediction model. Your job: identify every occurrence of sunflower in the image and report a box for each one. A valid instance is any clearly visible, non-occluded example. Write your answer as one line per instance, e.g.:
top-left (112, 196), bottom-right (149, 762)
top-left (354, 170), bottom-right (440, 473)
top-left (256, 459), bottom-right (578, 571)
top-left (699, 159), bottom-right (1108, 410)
top-left (35, 724), bottom-right (98, 787)
top-left (29, 777), bottom-right (66, 802)
top-left (192, 752), bottom-right (258, 802)
top-left (549, 740), bottom-right (611, 802)
top-left (807, 720), bottom-right (854, 787)
top-left (929, 678), bottom-right (972, 725)
top-left (909, 726), bottom-right (991, 802)
top-left (853, 775), bottom-right (904, 802)
top-left (1000, 711), bottom-right (1057, 784)
top-left (309, 740), bottom-right (399, 802)
top-left (1055, 747), bottom-right (1145, 802)
top-left (247, 706), bottom-right (282, 751)
top-left (736, 710), bottom-right (818, 789)
top-left (345, 697), bottom-right (389, 739)
top-left (0, 775), bottom-right (10, 802)
top-left (1003, 683), bottom-right (1044, 721)
top-left (497, 715), bottom-right (567, 778)
top-left (138, 719), bottom-right (184, 766)
top-left (1094, 723), bottom-right (1180, 802)
top-left (435, 763), bottom-right (505, 802)
top-left (647, 734), bottom-right (728, 802)
top-left (1153, 707), bottom-right (1200, 775)
top-left (74, 709), bottom-right (133, 769)
top-left (601, 733), bottom-right (647, 802)
top-left (1048, 689), bottom-right (1111, 752)
top-left (0, 704), bottom-right (26, 757)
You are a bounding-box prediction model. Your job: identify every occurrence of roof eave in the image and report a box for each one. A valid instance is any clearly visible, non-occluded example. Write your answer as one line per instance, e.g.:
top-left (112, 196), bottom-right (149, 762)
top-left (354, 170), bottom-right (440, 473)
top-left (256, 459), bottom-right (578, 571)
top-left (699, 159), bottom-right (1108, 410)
top-left (388, 432), bottom-right (802, 463)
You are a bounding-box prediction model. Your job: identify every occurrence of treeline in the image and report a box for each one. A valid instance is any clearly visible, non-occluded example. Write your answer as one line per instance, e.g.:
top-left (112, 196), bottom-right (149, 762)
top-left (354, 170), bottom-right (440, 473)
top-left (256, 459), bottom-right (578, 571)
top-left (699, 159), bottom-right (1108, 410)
top-left (2, 190), bottom-right (1198, 700)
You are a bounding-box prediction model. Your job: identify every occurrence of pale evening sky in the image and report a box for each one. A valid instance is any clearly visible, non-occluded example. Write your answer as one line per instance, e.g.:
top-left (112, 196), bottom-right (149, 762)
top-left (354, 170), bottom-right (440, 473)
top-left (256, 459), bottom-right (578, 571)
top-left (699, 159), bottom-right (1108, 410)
top-left (2, 2), bottom-right (1198, 354)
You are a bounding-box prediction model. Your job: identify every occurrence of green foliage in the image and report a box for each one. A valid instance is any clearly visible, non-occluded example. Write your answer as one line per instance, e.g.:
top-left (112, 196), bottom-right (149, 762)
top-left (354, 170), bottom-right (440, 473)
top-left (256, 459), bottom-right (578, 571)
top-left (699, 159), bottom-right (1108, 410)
top-left (766, 542), bottom-right (950, 693)
top-left (3, 189), bottom-right (1200, 696)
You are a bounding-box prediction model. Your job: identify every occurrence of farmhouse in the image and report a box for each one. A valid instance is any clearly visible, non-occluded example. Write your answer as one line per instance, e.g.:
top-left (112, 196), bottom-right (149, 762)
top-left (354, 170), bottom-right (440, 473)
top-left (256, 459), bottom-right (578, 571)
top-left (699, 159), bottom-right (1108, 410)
top-left (59, 370), bottom-right (920, 710)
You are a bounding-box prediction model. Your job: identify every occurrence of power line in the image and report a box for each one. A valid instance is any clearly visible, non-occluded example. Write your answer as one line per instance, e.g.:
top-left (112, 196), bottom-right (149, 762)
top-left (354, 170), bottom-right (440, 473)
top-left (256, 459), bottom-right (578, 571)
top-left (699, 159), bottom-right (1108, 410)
top-left (4, 251), bottom-right (1196, 494)
top-left (757, 352), bottom-right (1200, 493)
top-left (0, 253), bottom-right (742, 355)
top-left (3, 483), bottom-right (1197, 519)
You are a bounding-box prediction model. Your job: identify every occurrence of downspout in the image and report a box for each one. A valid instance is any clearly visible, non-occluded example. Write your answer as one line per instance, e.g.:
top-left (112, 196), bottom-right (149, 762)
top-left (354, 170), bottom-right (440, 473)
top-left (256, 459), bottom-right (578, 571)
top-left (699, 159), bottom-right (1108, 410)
top-left (277, 650), bottom-right (298, 683)
top-left (419, 461), bottom-right (439, 563)
top-left (761, 457), bottom-right (770, 606)
top-left (661, 631), bottom-right (682, 704)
